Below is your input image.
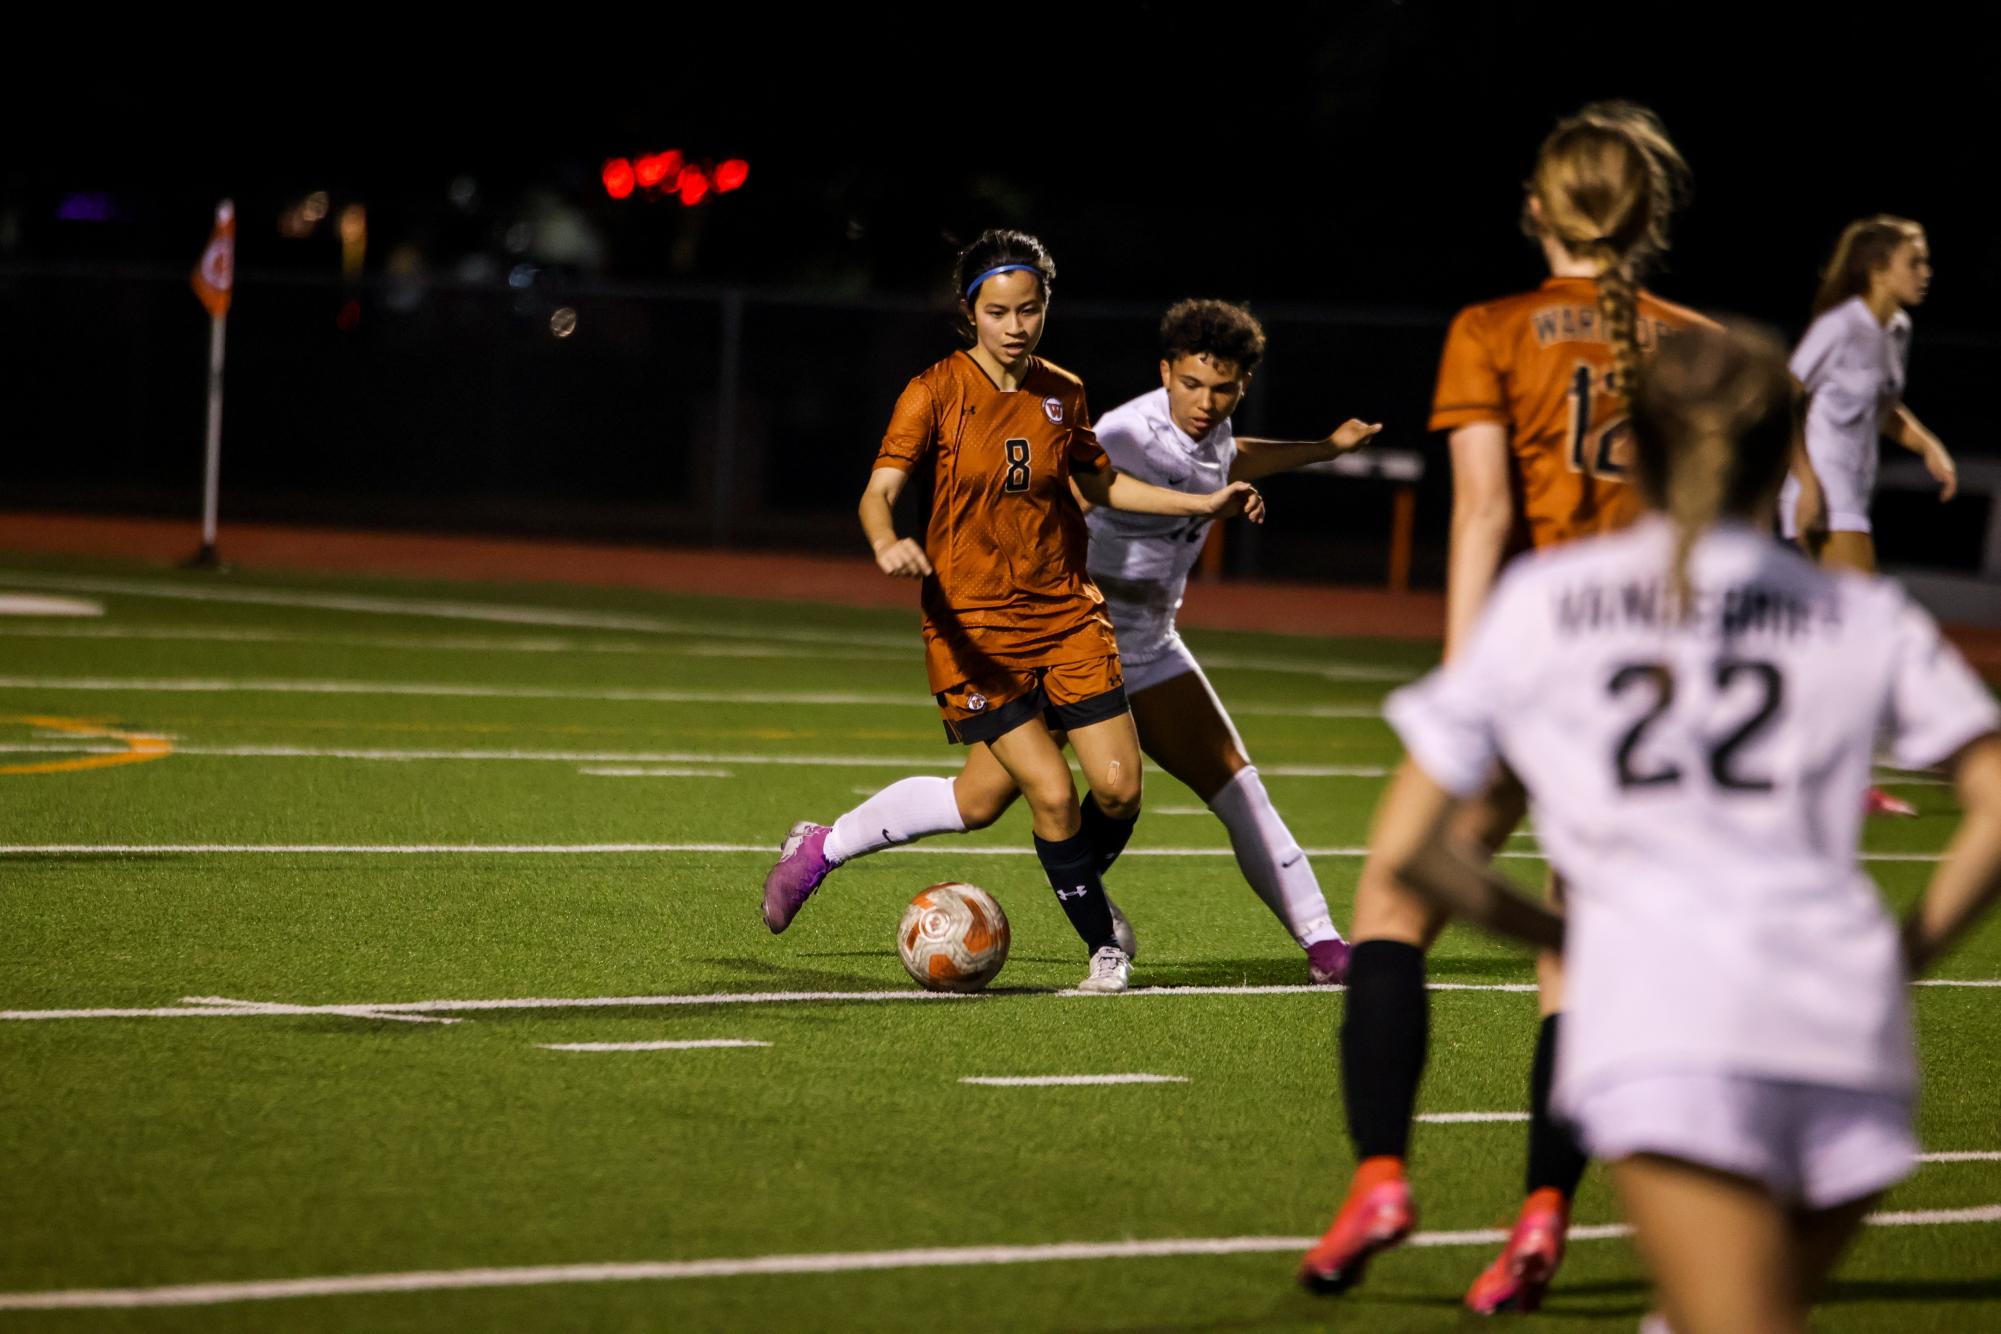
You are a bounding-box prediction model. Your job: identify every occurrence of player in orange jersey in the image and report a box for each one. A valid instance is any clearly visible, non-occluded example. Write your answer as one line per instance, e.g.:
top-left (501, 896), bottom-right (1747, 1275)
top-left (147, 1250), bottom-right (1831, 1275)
top-left (1302, 102), bottom-right (1824, 1313)
top-left (760, 229), bottom-right (1265, 994)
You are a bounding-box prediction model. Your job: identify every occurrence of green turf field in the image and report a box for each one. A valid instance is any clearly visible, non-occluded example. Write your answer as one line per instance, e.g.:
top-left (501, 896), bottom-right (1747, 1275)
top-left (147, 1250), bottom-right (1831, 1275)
top-left (1, 554), bottom-right (1996, 1332)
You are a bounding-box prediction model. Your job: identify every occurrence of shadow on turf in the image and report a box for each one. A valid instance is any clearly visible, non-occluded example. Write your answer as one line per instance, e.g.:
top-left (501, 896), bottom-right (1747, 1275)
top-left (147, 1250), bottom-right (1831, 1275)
top-left (1824, 1276), bottom-right (2001, 1304)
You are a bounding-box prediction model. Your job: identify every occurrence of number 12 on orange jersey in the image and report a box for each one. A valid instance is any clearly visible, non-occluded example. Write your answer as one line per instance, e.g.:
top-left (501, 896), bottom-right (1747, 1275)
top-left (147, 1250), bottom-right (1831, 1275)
top-left (1566, 363), bottom-right (1633, 480)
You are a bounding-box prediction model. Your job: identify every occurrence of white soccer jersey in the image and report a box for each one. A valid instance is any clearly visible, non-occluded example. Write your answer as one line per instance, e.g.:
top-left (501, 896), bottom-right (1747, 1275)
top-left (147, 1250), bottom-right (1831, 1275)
top-left (1779, 297), bottom-right (1914, 536)
top-left (1385, 517), bottom-right (1998, 1106)
top-left (1085, 387), bottom-right (1236, 665)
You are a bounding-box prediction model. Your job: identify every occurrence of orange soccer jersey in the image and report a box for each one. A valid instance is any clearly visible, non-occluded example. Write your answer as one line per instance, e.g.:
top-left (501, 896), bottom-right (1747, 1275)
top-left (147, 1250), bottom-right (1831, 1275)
top-left (1430, 275), bottom-right (1714, 550)
top-left (874, 351), bottom-right (1117, 693)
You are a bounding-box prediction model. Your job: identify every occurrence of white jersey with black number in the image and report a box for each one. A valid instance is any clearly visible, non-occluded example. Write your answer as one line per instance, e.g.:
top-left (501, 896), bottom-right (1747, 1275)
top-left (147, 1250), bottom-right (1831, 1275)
top-left (1084, 388), bottom-right (1236, 666)
top-left (1778, 296), bottom-right (1914, 536)
top-left (1385, 517), bottom-right (1998, 1108)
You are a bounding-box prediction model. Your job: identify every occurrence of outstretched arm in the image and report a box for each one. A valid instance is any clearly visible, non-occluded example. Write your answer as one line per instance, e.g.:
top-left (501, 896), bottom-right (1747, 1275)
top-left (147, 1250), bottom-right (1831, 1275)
top-left (1903, 734), bottom-right (2001, 973)
top-left (1229, 419), bottom-right (1384, 483)
top-left (858, 466), bottom-right (933, 578)
top-left (1072, 465), bottom-right (1266, 524)
top-left (1887, 404), bottom-right (1958, 502)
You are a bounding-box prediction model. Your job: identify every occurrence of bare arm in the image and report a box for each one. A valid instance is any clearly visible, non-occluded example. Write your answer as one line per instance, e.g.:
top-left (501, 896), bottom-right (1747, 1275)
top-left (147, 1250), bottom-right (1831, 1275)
top-left (1370, 762), bottom-right (1565, 951)
top-left (1887, 404), bottom-right (1957, 502)
top-left (1443, 422), bottom-right (1514, 661)
top-left (1229, 419), bottom-right (1384, 483)
top-left (858, 466), bottom-right (933, 578)
top-left (1903, 734), bottom-right (2001, 973)
top-left (1072, 466), bottom-right (1266, 524)
top-left (1789, 404), bottom-right (1829, 544)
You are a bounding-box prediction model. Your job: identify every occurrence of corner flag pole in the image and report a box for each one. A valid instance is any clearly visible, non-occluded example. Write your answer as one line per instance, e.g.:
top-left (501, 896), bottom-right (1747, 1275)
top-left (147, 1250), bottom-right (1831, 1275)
top-left (189, 200), bottom-right (236, 568)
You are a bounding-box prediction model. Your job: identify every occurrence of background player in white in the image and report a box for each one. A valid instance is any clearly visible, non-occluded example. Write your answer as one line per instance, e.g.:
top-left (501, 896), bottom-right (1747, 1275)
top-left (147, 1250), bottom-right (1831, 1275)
top-left (1340, 323), bottom-right (2001, 1333)
top-left (1779, 214), bottom-right (1957, 569)
top-left (1778, 216), bottom-right (1958, 821)
top-left (765, 298), bottom-right (1379, 985)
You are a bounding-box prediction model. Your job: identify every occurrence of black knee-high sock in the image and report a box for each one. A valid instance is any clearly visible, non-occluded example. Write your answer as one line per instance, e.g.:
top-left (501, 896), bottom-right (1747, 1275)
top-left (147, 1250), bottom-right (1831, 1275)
top-left (1525, 1013), bottom-right (1589, 1198)
top-left (1340, 940), bottom-right (1429, 1160)
top-left (1033, 829), bottom-right (1119, 954)
top-left (1078, 791), bottom-right (1137, 874)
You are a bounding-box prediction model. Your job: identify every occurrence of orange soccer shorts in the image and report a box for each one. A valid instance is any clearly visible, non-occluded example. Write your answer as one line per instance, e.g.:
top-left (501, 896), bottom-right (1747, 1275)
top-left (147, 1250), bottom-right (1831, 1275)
top-left (935, 654), bottom-right (1127, 745)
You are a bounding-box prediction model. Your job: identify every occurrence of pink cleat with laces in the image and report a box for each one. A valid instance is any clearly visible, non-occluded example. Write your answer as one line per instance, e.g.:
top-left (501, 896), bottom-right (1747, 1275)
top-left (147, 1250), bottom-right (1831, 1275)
top-left (1464, 1188), bottom-right (1570, 1314)
top-left (761, 822), bottom-right (836, 933)
top-left (1865, 786), bottom-right (1918, 819)
top-left (1299, 1159), bottom-right (1415, 1295)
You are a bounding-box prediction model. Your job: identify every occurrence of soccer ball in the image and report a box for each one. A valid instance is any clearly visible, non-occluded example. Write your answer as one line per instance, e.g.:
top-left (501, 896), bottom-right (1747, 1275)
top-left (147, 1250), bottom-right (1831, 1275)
top-left (897, 883), bottom-right (1010, 993)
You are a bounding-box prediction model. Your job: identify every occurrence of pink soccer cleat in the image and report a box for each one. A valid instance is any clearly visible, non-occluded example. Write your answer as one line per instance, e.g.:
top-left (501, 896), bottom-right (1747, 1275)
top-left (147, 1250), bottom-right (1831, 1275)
top-left (1299, 1162), bottom-right (1415, 1295)
top-left (761, 821), bottom-right (835, 933)
top-left (1306, 939), bottom-right (1352, 986)
top-left (1865, 786), bottom-right (1918, 819)
top-left (1464, 1189), bottom-right (1569, 1314)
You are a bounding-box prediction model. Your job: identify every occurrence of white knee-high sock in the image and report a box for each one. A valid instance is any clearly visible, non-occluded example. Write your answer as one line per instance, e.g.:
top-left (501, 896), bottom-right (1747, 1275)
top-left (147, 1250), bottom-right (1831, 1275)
top-left (824, 776), bottom-right (966, 865)
top-left (1207, 765), bottom-right (1340, 947)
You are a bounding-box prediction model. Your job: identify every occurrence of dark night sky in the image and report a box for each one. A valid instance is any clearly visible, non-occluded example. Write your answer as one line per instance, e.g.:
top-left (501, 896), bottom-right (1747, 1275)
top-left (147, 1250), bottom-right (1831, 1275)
top-left (11, 3), bottom-right (1993, 333)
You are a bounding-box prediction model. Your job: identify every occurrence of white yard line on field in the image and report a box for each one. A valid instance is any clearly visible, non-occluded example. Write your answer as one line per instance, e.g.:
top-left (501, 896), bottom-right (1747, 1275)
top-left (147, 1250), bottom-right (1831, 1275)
top-left (576, 767), bottom-right (732, 778)
top-left (1417, 1111), bottom-right (1530, 1124)
top-left (4, 976), bottom-right (1990, 1025)
top-left (0, 676), bottom-right (928, 707)
top-left (2, 1209), bottom-right (1996, 1311)
top-left (961, 1074), bottom-right (1187, 1086)
top-left (0, 841), bottom-right (1943, 866)
top-left (1917, 1151), bottom-right (2001, 1163)
top-left (0, 625), bottom-right (912, 662)
top-left (0, 573), bottom-right (914, 649)
top-left (537, 1040), bottom-right (770, 1052)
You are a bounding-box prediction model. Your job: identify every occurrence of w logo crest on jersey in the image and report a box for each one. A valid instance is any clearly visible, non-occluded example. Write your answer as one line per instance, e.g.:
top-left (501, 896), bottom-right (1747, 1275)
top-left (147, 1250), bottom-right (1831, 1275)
top-left (1042, 397), bottom-right (1064, 423)
top-left (966, 692), bottom-right (987, 713)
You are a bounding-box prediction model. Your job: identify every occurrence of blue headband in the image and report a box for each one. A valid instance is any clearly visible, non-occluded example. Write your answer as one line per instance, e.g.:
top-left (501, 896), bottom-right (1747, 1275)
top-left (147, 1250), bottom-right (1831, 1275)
top-left (964, 263), bottom-right (1044, 302)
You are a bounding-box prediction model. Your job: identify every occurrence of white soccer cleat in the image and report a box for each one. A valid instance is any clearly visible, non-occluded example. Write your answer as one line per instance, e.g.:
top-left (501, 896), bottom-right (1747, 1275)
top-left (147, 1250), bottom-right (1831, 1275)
top-left (1076, 944), bottom-right (1131, 994)
top-left (1106, 898), bottom-right (1139, 960)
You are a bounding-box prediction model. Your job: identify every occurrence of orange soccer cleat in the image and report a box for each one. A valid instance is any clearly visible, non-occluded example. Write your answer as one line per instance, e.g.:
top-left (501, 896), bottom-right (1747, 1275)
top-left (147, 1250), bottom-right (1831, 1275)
top-left (1464, 1188), bottom-right (1570, 1314)
top-left (1298, 1158), bottom-right (1415, 1295)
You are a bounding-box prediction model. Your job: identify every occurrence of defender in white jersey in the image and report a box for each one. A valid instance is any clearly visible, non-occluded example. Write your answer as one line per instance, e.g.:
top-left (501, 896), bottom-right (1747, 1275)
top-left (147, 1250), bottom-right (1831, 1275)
top-left (1777, 215), bottom-right (1957, 566)
top-left (1368, 325), bottom-right (2001, 1334)
top-left (759, 299), bottom-right (1379, 985)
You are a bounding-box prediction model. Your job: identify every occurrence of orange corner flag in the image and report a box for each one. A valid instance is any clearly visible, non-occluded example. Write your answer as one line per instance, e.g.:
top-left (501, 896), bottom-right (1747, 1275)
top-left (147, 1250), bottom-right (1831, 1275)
top-left (191, 200), bottom-right (236, 318)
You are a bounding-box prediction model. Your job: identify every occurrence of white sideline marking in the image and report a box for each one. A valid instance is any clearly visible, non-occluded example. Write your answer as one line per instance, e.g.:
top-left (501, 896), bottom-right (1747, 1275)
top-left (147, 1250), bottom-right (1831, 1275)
top-left (1918, 1151), bottom-right (2001, 1163)
top-left (1230, 704), bottom-right (1383, 720)
top-left (961, 1074), bottom-right (1187, 1086)
top-left (538, 1040), bottom-right (770, 1052)
top-left (0, 595), bottom-right (103, 617)
top-left (0, 573), bottom-right (914, 650)
top-left (1196, 651), bottom-right (1415, 684)
top-left (0, 742), bottom-right (1391, 778)
top-left (9, 978), bottom-right (1993, 1025)
top-left (576, 767), bottom-right (731, 778)
top-left (0, 675), bottom-right (927, 708)
top-left (1417, 1111), bottom-right (1530, 1124)
top-left (1153, 806), bottom-right (1210, 816)
top-left (0, 981), bottom-right (1536, 1024)
top-left (0, 841), bottom-right (1941, 865)
top-left (0, 625), bottom-right (909, 661)
top-left (180, 996), bottom-right (461, 1025)
top-left (3, 1209), bottom-right (1996, 1311)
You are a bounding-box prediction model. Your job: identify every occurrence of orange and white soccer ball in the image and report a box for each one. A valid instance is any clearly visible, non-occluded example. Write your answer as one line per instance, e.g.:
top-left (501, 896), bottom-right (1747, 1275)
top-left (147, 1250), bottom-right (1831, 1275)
top-left (898, 882), bottom-right (1010, 992)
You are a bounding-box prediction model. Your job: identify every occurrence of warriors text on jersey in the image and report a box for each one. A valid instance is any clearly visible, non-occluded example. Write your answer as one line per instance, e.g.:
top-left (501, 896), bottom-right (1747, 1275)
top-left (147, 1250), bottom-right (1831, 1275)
top-left (1430, 276), bottom-right (1713, 550)
top-left (1386, 517), bottom-right (1999, 1109)
top-left (874, 351), bottom-right (1117, 693)
top-left (1084, 387), bottom-right (1235, 665)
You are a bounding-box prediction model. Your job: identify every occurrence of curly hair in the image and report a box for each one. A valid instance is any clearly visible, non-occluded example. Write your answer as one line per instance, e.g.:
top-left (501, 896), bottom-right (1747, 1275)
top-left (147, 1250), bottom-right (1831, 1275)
top-left (1159, 299), bottom-right (1267, 375)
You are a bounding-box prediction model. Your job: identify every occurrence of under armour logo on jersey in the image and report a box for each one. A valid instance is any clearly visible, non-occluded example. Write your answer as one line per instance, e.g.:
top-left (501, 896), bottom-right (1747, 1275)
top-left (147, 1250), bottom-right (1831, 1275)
top-left (1056, 886), bottom-right (1089, 900)
top-left (1042, 397), bottom-right (1064, 423)
top-left (966, 692), bottom-right (987, 712)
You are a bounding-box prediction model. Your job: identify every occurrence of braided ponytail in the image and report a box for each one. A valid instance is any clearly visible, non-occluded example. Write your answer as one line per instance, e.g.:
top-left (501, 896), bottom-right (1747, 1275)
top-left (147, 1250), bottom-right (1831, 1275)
top-left (1527, 102), bottom-right (1689, 414)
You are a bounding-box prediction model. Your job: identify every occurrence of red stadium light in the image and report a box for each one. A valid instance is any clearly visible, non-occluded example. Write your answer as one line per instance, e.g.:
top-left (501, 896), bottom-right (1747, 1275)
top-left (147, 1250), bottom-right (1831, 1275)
top-left (714, 159), bottom-right (749, 192)
top-left (601, 158), bottom-right (636, 200)
top-left (679, 169), bottom-right (710, 206)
